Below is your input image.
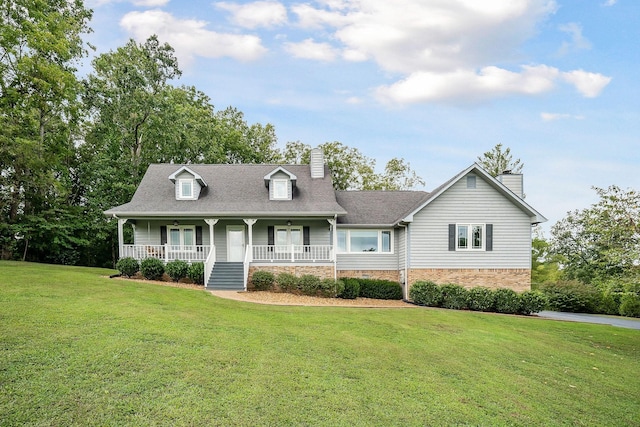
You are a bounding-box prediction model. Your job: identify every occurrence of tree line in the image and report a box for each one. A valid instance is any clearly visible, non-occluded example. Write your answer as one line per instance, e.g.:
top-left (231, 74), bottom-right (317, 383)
top-left (0, 1), bottom-right (423, 267)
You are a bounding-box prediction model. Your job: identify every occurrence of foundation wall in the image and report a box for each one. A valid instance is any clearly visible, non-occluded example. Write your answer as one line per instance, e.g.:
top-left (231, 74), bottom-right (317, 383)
top-left (337, 270), bottom-right (401, 283)
top-left (408, 268), bottom-right (531, 293)
top-left (248, 264), bottom-right (334, 289)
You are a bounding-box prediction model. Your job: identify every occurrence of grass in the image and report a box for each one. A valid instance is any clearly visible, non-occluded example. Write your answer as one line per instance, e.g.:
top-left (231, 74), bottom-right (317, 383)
top-left (1, 261), bottom-right (639, 426)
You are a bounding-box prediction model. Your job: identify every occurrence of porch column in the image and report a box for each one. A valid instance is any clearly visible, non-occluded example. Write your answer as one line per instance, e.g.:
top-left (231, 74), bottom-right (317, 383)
top-left (243, 219), bottom-right (257, 262)
top-left (117, 218), bottom-right (127, 259)
top-left (327, 217), bottom-right (337, 280)
top-left (204, 219), bottom-right (218, 260)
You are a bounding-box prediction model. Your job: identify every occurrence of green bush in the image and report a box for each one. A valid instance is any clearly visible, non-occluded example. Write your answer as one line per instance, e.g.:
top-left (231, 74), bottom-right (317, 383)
top-left (276, 273), bottom-right (298, 293)
top-left (165, 260), bottom-right (189, 282)
top-left (358, 279), bottom-right (403, 300)
top-left (540, 281), bottom-right (601, 313)
top-left (518, 291), bottom-right (547, 315)
top-left (619, 293), bottom-right (640, 318)
top-left (493, 288), bottom-right (521, 314)
top-left (318, 279), bottom-right (345, 298)
top-left (115, 257), bottom-right (139, 278)
top-left (338, 278), bottom-right (360, 299)
top-left (440, 284), bottom-right (468, 310)
top-left (409, 281), bottom-right (443, 307)
top-left (467, 287), bottom-right (495, 312)
top-left (187, 262), bottom-right (205, 285)
top-left (298, 274), bottom-right (322, 296)
top-left (140, 257), bottom-right (165, 281)
top-left (251, 270), bottom-right (276, 291)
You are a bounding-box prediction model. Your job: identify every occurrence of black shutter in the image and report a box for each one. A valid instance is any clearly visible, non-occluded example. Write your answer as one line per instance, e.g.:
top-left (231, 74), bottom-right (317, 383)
top-left (268, 226), bottom-right (274, 245)
top-left (448, 224), bottom-right (456, 251)
top-left (303, 226), bottom-right (310, 252)
top-left (196, 226), bottom-right (203, 245)
top-left (486, 224), bottom-right (493, 251)
top-left (160, 226), bottom-right (167, 245)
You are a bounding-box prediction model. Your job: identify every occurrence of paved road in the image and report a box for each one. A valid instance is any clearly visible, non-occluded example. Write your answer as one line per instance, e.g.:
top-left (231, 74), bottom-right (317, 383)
top-left (537, 311), bottom-right (640, 330)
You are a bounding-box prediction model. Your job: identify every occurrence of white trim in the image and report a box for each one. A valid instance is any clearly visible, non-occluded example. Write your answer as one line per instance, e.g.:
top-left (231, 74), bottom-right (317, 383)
top-left (272, 179), bottom-right (289, 200)
top-left (456, 223), bottom-right (485, 251)
top-left (178, 179), bottom-right (196, 200)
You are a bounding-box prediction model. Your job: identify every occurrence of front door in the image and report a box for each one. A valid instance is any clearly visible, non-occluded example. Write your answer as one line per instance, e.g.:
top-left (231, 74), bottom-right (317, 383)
top-left (227, 226), bottom-right (245, 262)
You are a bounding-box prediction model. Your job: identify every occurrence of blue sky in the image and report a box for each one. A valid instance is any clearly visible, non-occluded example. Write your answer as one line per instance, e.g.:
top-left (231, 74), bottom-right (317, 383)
top-left (85, 0), bottom-right (639, 233)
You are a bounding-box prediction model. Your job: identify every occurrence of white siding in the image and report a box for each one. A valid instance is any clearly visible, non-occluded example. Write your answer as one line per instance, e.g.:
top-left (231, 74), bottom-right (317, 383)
top-left (336, 229), bottom-right (399, 270)
top-left (409, 173), bottom-right (532, 269)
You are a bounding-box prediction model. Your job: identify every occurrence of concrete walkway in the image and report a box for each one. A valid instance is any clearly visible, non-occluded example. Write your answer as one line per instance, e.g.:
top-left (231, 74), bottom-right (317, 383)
top-left (537, 311), bottom-right (640, 330)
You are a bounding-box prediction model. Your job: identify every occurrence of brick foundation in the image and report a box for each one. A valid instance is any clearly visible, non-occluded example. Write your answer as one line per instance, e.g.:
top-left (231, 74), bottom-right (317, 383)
top-left (248, 264), bottom-right (334, 289)
top-left (337, 270), bottom-right (401, 283)
top-left (408, 268), bottom-right (531, 293)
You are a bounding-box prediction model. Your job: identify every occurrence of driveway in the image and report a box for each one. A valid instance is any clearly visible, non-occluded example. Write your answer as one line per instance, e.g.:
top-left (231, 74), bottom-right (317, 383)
top-left (537, 311), bottom-right (640, 330)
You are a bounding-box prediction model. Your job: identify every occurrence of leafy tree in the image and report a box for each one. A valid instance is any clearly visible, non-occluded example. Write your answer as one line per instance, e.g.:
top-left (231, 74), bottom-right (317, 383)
top-left (0, 0), bottom-right (92, 261)
top-left (477, 143), bottom-right (523, 177)
top-left (531, 229), bottom-right (561, 286)
top-left (551, 186), bottom-right (640, 284)
top-left (281, 141), bottom-right (424, 191)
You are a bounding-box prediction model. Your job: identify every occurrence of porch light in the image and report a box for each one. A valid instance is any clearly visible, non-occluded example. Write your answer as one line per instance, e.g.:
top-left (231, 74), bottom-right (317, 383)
top-left (287, 220), bottom-right (292, 226)
top-left (173, 220), bottom-right (179, 226)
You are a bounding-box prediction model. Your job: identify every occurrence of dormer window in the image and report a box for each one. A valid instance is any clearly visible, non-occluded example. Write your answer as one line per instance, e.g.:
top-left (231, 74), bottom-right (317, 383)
top-left (272, 179), bottom-right (288, 200)
top-left (179, 179), bottom-right (194, 199)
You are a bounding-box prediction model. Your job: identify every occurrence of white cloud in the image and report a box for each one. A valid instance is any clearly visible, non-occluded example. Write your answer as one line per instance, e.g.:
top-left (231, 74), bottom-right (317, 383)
top-left (284, 38), bottom-right (338, 61)
top-left (132, 0), bottom-right (169, 6)
top-left (120, 10), bottom-right (267, 66)
top-left (602, 0), bottom-right (617, 6)
top-left (285, 0), bottom-right (612, 104)
top-left (558, 22), bottom-right (591, 55)
top-left (562, 70), bottom-right (612, 97)
top-left (215, 1), bottom-right (287, 29)
top-left (540, 112), bottom-right (585, 121)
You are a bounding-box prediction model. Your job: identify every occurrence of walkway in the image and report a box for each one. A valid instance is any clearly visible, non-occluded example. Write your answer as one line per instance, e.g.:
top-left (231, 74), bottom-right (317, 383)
top-left (537, 311), bottom-right (640, 330)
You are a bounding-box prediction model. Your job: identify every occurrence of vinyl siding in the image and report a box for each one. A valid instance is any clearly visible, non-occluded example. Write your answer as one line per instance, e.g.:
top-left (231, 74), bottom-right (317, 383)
top-left (409, 173), bottom-right (532, 269)
top-left (269, 171), bottom-right (292, 200)
top-left (133, 220), bottom-right (211, 246)
top-left (336, 229), bottom-right (399, 270)
top-left (174, 170), bottom-right (202, 200)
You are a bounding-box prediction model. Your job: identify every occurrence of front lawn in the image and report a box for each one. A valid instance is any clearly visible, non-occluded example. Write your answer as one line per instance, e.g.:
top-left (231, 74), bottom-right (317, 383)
top-left (1, 261), bottom-right (639, 426)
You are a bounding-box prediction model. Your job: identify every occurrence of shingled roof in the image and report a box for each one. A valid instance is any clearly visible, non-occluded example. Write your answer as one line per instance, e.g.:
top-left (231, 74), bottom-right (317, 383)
top-left (335, 190), bottom-right (430, 226)
top-left (105, 164), bottom-right (346, 217)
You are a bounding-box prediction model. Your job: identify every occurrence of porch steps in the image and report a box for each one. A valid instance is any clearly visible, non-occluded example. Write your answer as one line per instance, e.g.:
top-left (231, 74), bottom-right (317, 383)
top-left (206, 262), bottom-right (244, 291)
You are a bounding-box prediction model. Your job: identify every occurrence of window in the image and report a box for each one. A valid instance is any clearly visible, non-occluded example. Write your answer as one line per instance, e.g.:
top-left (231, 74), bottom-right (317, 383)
top-left (336, 229), bottom-right (393, 253)
top-left (467, 175), bottom-right (476, 189)
top-left (272, 179), bottom-right (289, 200)
top-left (274, 226), bottom-right (302, 252)
top-left (169, 226), bottom-right (196, 249)
top-left (179, 179), bottom-right (194, 199)
top-left (456, 224), bottom-right (484, 250)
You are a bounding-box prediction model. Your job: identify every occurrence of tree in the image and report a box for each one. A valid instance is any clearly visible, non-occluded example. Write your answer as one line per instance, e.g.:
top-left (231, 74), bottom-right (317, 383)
top-left (0, 0), bottom-right (93, 261)
top-left (281, 141), bottom-right (424, 191)
top-left (551, 186), bottom-right (640, 284)
top-left (531, 229), bottom-right (561, 286)
top-left (477, 143), bottom-right (523, 177)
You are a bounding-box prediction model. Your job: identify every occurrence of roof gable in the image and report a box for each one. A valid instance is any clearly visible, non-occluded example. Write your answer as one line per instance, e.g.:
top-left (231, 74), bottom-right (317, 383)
top-left (402, 163), bottom-right (547, 224)
top-left (168, 166), bottom-right (207, 187)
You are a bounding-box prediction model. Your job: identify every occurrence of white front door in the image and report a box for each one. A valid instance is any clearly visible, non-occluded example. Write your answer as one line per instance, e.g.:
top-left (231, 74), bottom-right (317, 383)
top-left (227, 226), bottom-right (245, 262)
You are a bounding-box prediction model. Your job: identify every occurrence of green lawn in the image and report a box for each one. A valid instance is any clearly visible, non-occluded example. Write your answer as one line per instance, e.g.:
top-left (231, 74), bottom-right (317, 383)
top-left (1, 261), bottom-right (639, 426)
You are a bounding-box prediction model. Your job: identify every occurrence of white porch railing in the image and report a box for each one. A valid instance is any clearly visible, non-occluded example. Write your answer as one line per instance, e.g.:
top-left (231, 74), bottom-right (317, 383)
top-left (121, 244), bottom-right (210, 263)
top-left (204, 246), bottom-right (216, 286)
top-left (252, 245), bottom-right (333, 262)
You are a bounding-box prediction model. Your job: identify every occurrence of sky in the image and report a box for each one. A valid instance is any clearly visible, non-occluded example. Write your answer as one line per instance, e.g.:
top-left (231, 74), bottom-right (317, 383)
top-left (84, 0), bottom-right (639, 233)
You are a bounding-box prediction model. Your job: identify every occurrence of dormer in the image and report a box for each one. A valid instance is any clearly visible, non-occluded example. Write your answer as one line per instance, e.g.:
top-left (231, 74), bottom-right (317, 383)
top-left (264, 167), bottom-right (297, 201)
top-left (169, 166), bottom-right (207, 200)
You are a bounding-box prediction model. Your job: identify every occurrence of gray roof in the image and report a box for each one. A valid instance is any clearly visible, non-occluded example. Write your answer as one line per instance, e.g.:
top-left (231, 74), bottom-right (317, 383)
top-left (105, 164), bottom-right (346, 217)
top-left (335, 191), bottom-right (430, 225)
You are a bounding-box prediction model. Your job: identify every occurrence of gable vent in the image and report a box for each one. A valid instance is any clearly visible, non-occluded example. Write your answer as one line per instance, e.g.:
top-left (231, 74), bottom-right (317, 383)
top-left (310, 148), bottom-right (325, 179)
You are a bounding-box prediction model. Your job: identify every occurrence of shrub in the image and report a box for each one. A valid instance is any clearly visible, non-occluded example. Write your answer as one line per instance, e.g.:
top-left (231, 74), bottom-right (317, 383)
top-left (276, 273), bottom-right (298, 293)
top-left (358, 279), bottom-right (403, 300)
top-left (338, 278), bottom-right (360, 299)
top-left (140, 257), bottom-right (165, 281)
top-left (251, 270), bottom-right (275, 291)
top-left (467, 287), bottom-right (495, 312)
top-left (165, 260), bottom-right (189, 282)
top-left (298, 275), bottom-right (322, 296)
top-left (318, 279), bottom-right (345, 298)
top-left (409, 281), bottom-right (443, 307)
top-left (619, 293), bottom-right (640, 318)
top-left (115, 257), bottom-right (139, 278)
top-left (187, 262), bottom-right (205, 285)
top-left (493, 288), bottom-right (521, 314)
top-left (518, 291), bottom-right (547, 315)
top-left (439, 284), bottom-right (468, 310)
top-left (540, 281), bottom-right (601, 313)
